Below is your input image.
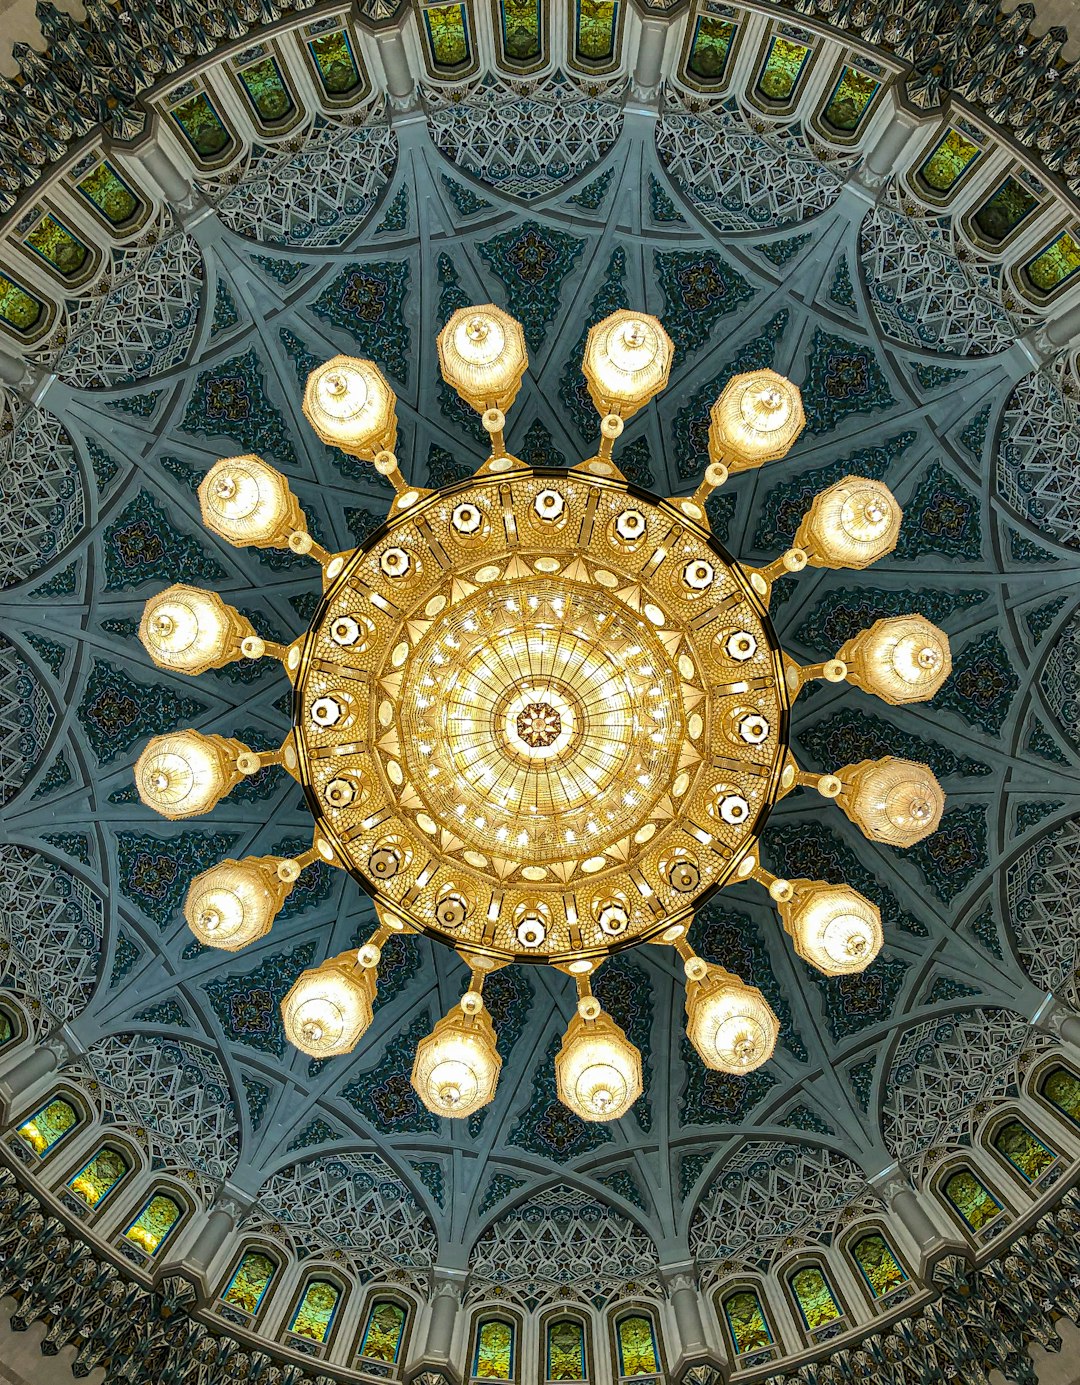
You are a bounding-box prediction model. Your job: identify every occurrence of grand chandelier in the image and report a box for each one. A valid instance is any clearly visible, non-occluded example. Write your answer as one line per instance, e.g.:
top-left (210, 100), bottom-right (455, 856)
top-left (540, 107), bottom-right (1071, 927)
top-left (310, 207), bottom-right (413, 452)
top-left (132, 305), bottom-right (950, 1123)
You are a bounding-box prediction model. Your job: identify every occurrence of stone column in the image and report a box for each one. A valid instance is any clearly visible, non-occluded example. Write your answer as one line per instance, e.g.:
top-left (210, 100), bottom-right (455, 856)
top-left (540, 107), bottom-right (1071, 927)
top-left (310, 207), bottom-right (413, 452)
top-left (663, 1265), bottom-right (725, 1385)
top-left (125, 133), bottom-right (193, 206)
top-left (849, 92), bottom-right (934, 194)
top-left (163, 1194), bottom-right (244, 1293)
top-left (871, 1167), bottom-right (944, 1257)
top-left (0, 341), bottom-right (26, 389)
top-left (425, 1275), bottom-right (462, 1361)
top-left (377, 29), bottom-right (416, 107)
top-left (1032, 995), bottom-right (1080, 1049)
top-left (632, 19), bottom-right (668, 97)
top-left (669, 1271), bottom-right (709, 1356)
top-left (0, 1034), bottom-right (74, 1122)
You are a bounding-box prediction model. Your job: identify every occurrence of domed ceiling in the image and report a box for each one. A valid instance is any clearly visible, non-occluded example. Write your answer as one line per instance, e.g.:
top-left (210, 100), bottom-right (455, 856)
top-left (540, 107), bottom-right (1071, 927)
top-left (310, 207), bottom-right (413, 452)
top-left (2, 1), bottom-right (1080, 1382)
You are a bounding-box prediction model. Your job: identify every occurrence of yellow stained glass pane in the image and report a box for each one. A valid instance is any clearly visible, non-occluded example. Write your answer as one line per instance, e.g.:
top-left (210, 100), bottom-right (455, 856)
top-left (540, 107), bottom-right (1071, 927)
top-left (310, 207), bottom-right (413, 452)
top-left (238, 57), bottom-right (295, 123)
top-left (851, 1233), bottom-right (907, 1297)
top-left (0, 272), bottom-right (44, 334)
top-left (289, 1279), bottom-right (340, 1342)
top-left (823, 66), bottom-right (879, 132)
top-left (309, 30), bottom-right (362, 96)
top-left (972, 175), bottom-right (1039, 244)
top-left (475, 1319), bottom-right (514, 1379)
top-left (124, 1193), bottom-right (181, 1255)
top-left (944, 1169), bottom-right (1000, 1230)
top-left (1026, 232), bottom-right (1080, 294)
top-left (425, 4), bottom-right (470, 67)
top-left (16, 1097), bottom-right (76, 1155)
top-left (68, 1146), bottom-right (129, 1208)
top-left (501, 0), bottom-right (540, 62)
top-left (77, 161), bottom-right (140, 226)
top-left (576, 0), bottom-right (617, 61)
top-left (0, 1012), bottom-right (12, 1045)
top-left (222, 1251), bottom-right (276, 1314)
top-left (993, 1119), bottom-right (1056, 1181)
top-left (757, 37), bottom-right (811, 102)
top-left (790, 1267), bottom-right (842, 1330)
top-left (171, 93), bottom-right (232, 159)
top-left (547, 1319), bottom-right (586, 1379)
top-left (1044, 1066), bottom-right (1080, 1122)
top-left (687, 16), bottom-right (736, 81)
top-left (724, 1290), bottom-right (772, 1354)
top-left (617, 1315), bottom-right (658, 1375)
top-left (360, 1300), bottom-right (406, 1362)
top-left (24, 213), bottom-right (89, 279)
top-left (919, 128), bottom-right (980, 194)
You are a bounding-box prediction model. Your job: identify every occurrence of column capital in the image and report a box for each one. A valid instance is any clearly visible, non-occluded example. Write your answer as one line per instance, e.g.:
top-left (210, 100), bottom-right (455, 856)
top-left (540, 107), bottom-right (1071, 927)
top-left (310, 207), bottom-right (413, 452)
top-left (1031, 994), bottom-right (1080, 1049)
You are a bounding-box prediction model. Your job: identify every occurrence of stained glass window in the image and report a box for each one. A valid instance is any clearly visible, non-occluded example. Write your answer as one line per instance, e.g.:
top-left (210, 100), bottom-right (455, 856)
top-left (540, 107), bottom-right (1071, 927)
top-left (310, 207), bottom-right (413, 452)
top-left (1025, 231), bottom-right (1080, 295)
top-left (993, 1119), bottom-right (1056, 1181)
top-left (123, 1193), bottom-right (182, 1255)
top-left (850, 1233), bottom-right (907, 1298)
top-left (943, 1168), bottom-right (1001, 1230)
top-left (23, 213), bottom-right (90, 280)
top-left (424, 4), bottom-right (471, 68)
top-left (616, 1315), bottom-right (658, 1376)
top-left (308, 30), bottom-right (363, 96)
top-left (687, 16), bottom-right (736, 82)
top-left (1042, 1066), bottom-right (1080, 1123)
top-left (359, 1299), bottom-right (407, 1363)
top-left (67, 1146), bottom-right (129, 1208)
top-left (918, 128), bottom-right (980, 195)
top-left (822, 66), bottom-right (879, 132)
top-left (16, 1096), bottom-right (77, 1155)
top-left (474, 1319), bottom-right (515, 1379)
top-left (237, 57), bottom-right (296, 124)
top-left (170, 92), bottom-right (233, 160)
top-left (723, 1290), bottom-right (772, 1355)
top-left (501, 0), bottom-right (541, 63)
top-left (76, 161), bottom-right (141, 227)
top-left (546, 1318), bottom-right (586, 1380)
top-left (288, 1279), bottom-right (341, 1343)
top-left (576, 0), bottom-right (618, 63)
top-left (0, 1011), bottom-right (12, 1045)
top-left (756, 37), bottom-right (811, 103)
top-left (222, 1251), bottom-right (276, 1315)
top-left (0, 271), bottom-right (45, 335)
top-left (790, 1266), bottom-right (842, 1331)
top-left (971, 176), bottom-right (1038, 244)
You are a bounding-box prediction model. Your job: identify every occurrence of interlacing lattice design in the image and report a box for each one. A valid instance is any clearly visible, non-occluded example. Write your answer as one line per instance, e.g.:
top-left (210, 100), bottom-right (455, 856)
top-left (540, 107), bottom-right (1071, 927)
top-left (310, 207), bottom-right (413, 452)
top-left (1041, 609), bottom-right (1080, 749)
top-left (997, 367), bottom-right (1080, 548)
top-left (0, 405), bottom-right (83, 588)
top-left (1007, 816), bottom-right (1080, 996)
top-left (0, 637), bottom-right (55, 801)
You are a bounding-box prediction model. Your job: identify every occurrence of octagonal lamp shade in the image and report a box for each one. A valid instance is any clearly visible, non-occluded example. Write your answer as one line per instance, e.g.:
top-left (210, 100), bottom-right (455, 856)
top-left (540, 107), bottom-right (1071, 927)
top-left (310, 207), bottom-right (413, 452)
top-left (834, 757), bottom-right (945, 847)
top-left (779, 881), bottom-right (883, 975)
top-left (302, 354), bottom-right (398, 459)
top-left (411, 1004), bottom-right (502, 1118)
top-left (134, 731), bottom-right (245, 819)
top-left (184, 856), bottom-right (295, 951)
top-left (555, 1010), bottom-right (643, 1122)
top-left (139, 584), bottom-right (255, 676)
top-left (281, 951), bottom-right (377, 1058)
top-left (839, 615), bottom-right (952, 704)
top-left (684, 963), bottom-right (779, 1074)
top-left (708, 368), bottom-right (805, 471)
top-left (198, 454), bottom-right (305, 550)
top-left (582, 309), bottom-right (673, 420)
top-left (437, 304), bottom-right (528, 413)
top-left (795, 476), bottom-right (901, 570)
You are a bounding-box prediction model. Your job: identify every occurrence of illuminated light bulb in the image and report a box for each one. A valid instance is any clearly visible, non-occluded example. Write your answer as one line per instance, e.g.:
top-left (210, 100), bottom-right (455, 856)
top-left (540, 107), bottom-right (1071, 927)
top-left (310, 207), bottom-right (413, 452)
top-left (411, 996), bottom-right (501, 1118)
top-left (834, 756), bottom-right (945, 847)
top-left (198, 455), bottom-right (305, 550)
top-left (134, 731), bottom-right (246, 819)
top-left (302, 354), bottom-right (397, 459)
top-left (437, 304), bottom-right (528, 413)
top-left (281, 951), bottom-right (377, 1058)
top-left (582, 309), bottom-right (673, 419)
top-left (708, 368), bottom-right (805, 471)
top-left (795, 476), bottom-right (901, 569)
top-left (555, 1001), bottom-right (642, 1122)
top-left (839, 615), bottom-right (952, 704)
top-left (184, 856), bottom-right (293, 950)
top-left (684, 961), bottom-right (779, 1074)
top-left (778, 881), bottom-right (883, 976)
top-left (139, 584), bottom-right (255, 675)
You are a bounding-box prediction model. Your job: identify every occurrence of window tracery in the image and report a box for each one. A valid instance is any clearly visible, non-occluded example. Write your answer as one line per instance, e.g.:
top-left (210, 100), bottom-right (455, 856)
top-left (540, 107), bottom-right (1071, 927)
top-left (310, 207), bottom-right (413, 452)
top-left (544, 1316), bottom-right (588, 1381)
top-left (358, 1297), bottom-right (408, 1363)
top-left (941, 1166), bottom-right (1004, 1234)
top-left (220, 1248), bottom-right (279, 1319)
top-left (990, 1117), bottom-right (1057, 1183)
top-left (286, 1276), bottom-right (343, 1345)
top-left (15, 1095), bottom-right (80, 1158)
top-left (848, 1231), bottom-right (907, 1302)
top-left (614, 1312), bottom-right (659, 1378)
top-left (1040, 1065), bottom-right (1080, 1126)
top-left (65, 1145), bottom-right (130, 1210)
top-left (473, 1317), bottom-right (516, 1380)
top-left (721, 1286), bottom-right (773, 1359)
top-left (121, 1191), bottom-right (184, 1256)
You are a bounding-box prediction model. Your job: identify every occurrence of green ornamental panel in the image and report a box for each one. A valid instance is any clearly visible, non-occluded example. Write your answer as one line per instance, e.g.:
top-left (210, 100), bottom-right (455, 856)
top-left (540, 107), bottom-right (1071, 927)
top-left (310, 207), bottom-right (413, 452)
top-left (1025, 231), bottom-right (1080, 294)
top-left (822, 65), bottom-right (879, 132)
top-left (918, 127), bottom-right (980, 195)
top-left (756, 37), bottom-right (811, 102)
top-left (616, 1315), bottom-right (659, 1375)
top-left (971, 176), bottom-right (1039, 244)
top-left (24, 213), bottom-right (90, 280)
top-left (123, 1193), bottom-right (182, 1254)
top-left (308, 30), bottom-right (363, 96)
top-left (475, 1320), bottom-right (515, 1379)
top-left (16, 1097), bottom-right (77, 1156)
top-left (790, 1266), bottom-right (842, 1330)
top-left (1043, 1067), bottom-right (1080, 1123)
top-left (723, 1290), bottom-right (773, 1354)
top-left (288, 1279), bottom-right (340, 1342)
top-left (944, 1168), bottom-right (1001, 1230)
top-left (687, 16), bottom-right (736, 81)
top-left (68, 1146), bottom-right (129, 1208)
top-left (501, 0), bottom-right (541, 62)
top-left (170, 93), bottom-right (233, 160)
top-left (359, 1300), bottom-right (406, 1362)
top-left (222, 1251), bottom-right (276, 1314)
top-left (546, 1318), bottom-right (586, 1380)
top-left (850, 1233), bottom-right (907, 1297)
top-left (576, 0), bottom-right (617, 62)
top-left (237, 57), bottom-right (295, 124)
top-left (75, 161), bottom-right (141, 226)
top-left (993, 1119), bottom-right (1056, 1181)
top-left (425, 3), bottom-right (471, 67)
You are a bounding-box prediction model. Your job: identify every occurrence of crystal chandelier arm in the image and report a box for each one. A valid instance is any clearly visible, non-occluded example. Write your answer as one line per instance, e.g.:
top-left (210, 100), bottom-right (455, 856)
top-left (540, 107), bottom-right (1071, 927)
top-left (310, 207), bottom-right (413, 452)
top-left (184, 855), bottom-right (297, 950)
top-left (232, 731), bottom-right (302, 783)
top-left (670, 935), bottom-right (779, 1074)
top-left (691, 460), bottom-right (729, 505)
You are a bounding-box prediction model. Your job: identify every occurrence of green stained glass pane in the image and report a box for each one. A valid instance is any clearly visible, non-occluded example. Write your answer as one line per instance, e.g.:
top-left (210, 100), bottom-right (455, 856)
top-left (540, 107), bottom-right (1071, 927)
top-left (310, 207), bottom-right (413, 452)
top-left (973, 175), bottom-right (1039, 244)
top-left (223, 1251), bottom-right (276, 1314)
top-left (723, 1291), bottom-right (772, 1354)
top-left (171, 93), bottom-right (232, 160)
top-left (501, 0), bottom-right (541, 62)
top-left (76, 161), bottom-right (140, 227)
top-left (1026, 232), bottom-right (1080, 294)
top-left (425, 4), bottom-right (470, 67)
top-left (289, 1279), bottom-right (340, 1342)
top-left (919, 128), bottom-right (980, 195)
top-left (238, 57), bottom-right (295, 123)
top-left (24, 213), bottom-right (89, 280)
top-left (851, 1233), bottom-right (907, 1297)
top-left (756, 36), bottom-right (811, 102)
top-left (1043, 1066), bottom-right (1080, 1122)
top-left (790, 1267), bottom-right (842, 1330)
top-left (360, 1300), bottom-right (406, 1362)
top-left (68, 1146), bottom-right (129, 1208)
top-left (823, 65), bottom-right (879, 132)
top-left (576, 0), bottom-right (617, 61)
top-left (0, 1012), bottom-right (12, 1045)
top-left (124, 1194), bottom-right (181, 1255)
top-left (617, 1315), bottom-right (658, 1376)
top-left (547, 1319), bottom-right (586, 1380)
top-left (16, 1097), bottom-right (76, 1155)
top-left (308, 30), bottom-right (363, 96)
top-left (687, 16), bottom-right (736, 81)
top-left (993, 1119), bottom-right (1056, 1181)
top-left (475, 1320), bottom-right (514, 1379)
top-left (944, 1169), bottom-right (1001, 1229)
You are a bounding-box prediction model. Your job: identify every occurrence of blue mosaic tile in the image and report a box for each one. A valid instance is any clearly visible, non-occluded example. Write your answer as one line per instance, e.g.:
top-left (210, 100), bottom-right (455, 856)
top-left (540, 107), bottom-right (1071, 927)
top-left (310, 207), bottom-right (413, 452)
top-left (618, 436), bottom-right (655, 489)
top-left (705, 490), bottom-right (737, 543)
top-left (479, 1172), bottom-right (525, 1214)
top-left (1009, 529), bottom-right (1060, 564)
top-left (904, 803), bottom-right (989, 902)
top-left (508, 1032), bottom-right (612, 1160)
top-left (30, 753), bottom-right (71, 800)
top-left (24, 632), bottom-right (67, 678)
top-left (41, 831), bottom-right (91, 865)
top-left (894, 462), bottom-right (982, 561)
top-left (801, 328), bottom-right (897, 434)
top-left (483, 966), bottom-right (533, 1059)
top-left (959, 403), bottom-right (991, 459)
top-left (779, 1104), bottom-right (834, 1134)
top-left (345, 505), bottom-right (383, 546)
top-left (108, 929), bottom-right (142, 988)
top-left (648, 173), bottom-right (685, 224)
top-left (793, 586), bottom-right (987, 655)
top-left (796, 707), bottom-right (991, 778)
top-left (441, 173), bottom-right (493, 216)
top-left (209, 280), bottom-right (241, 338)
top-left (594, 955), bottom-right (654, 1132)
top-left (341, 1012), bottom-right (439, 1134)
top-left (77, 659), bottom-right (207, 765)
top-left (478, 221), bottom-right (586, 350)
top-left (373, 184), bottom-right (409, 234)
top-left (29, 561), bottom-right (78, 599)
top-left (558, 246), bottom-right (629, 443)
top-left (134, 997), bottom-right (190, 1028)
top-left (252, 254), bottom-right (304, 285)
top-left (103, 488), bottom-right (225, 591)
top-left (311, 260), bottom-right (412, 384)
top-left (931, 631), bottom-right (1020, 736)
top-left (828, 255), bottom-right (856, 308)
top-left (410, 1160), bottom-right (445, 1207)
top-left (203, 942), bottom-right (317, 1058)
top-left (568, 168), bottom-right (614, 209)
top-left (597, 1168), bottom-right (647, 1211)
top-left (654, 249), bottom-right (756, 360)
top-left (804, 953), bottom-right (910, 1043)
top-left (1016, 799), bottom-right (1065, 833)
top-left (519, 418), bottom-right (568, 469)
top-left (88, 439), bottom-right (122, 493)
top-left (105, 391), bottom-right (161, 418)
top-left (288, 1117), bottom-right (343, 1151)
top-left (1025, 595), bottom-right (1069, 644)
top-left (1028, 719), bottom-right (1070, 765)
top-left (437, 251), bottom-right (473, 324)
top-left (926, 975), bottom-right (980, 1004)
top-left (681, 1041), bottom-right (777, 1126)
top-left (968, 901), bottom-right (1003, 959)
top-left (678, 1150), bottom-right (712, 1198)
top-left (912, 362), bottom-right (966, 392)
top-left (116, 828), bottom-right (238, 931)
top-left (242, 1074), bottom-right (270, 1130)
top-left (848, 1059), bottom-right (874, 1111)
top-left (181, 348), bottom-right (298, 468)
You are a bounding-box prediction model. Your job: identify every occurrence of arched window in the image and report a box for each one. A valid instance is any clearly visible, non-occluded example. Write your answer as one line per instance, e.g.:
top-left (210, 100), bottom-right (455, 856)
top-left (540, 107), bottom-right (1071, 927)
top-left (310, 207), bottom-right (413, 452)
top-left (16, 1095), bottom-right (79, 1157)
top-left (1041, 1065), bottom-right (1080, 1123)
top-left (615, 1314), bottom-right (659, 1377)
top-left (307, 27), bottom-right (364, 99)
top-left (123, 1192), bottom-right (183, 1255)
top-left (992, 1118), bottom-right (1056, 1182)
top-left (67, 1146), bottom-right (130, 1208)
top-left (422, 2), bottom-right (473, 71)
top-left (168, 89), bottom-right (235, 164)
top-left (473, 1318), bottom-right (515, 1380)
top-left (916, 127), bottom-right (980, 198)
top-left (74, 158), bottom-right (144, 229)
top-left (789, 1265), bottom-right (842, 1331)
top-left (574, 0), bottom-right (618, 67)
top-left (849, 1232), bottom-right (907, 1299)
top-left (234, 52), bottom-right (297, 128)
top-left (288, 1278), bottom-right (341, 1343)
top-left (943, 1167), bottom-right (1002, 1231)
top-left (685, 14), bottom-right (737, 85)
top-left (722, 1289), bottom-right (772, 1356)
top-left (970, 175), bottom-right (1039, 246)
top-left (22, 213), bottom-right (91, 282)
top-left (498, 0), bottom-right (542, 68)
top-left (0, 270), bottom-right (46, 339)
top-left (820, 65), bottom-right (880, 135)
top-left (546, 1317), bottom-right (587, 1381)
top-left (0, 1008), bottom-right (15, 1047)
top-left (754, 35), bottom-right (812, 106)
top-left (221, 1250), bottom-right (277, 1316)
top-left (1023, 231), bottom-right (1080, 298)
top-left (358, 1298), bottom-right (407, 1364)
